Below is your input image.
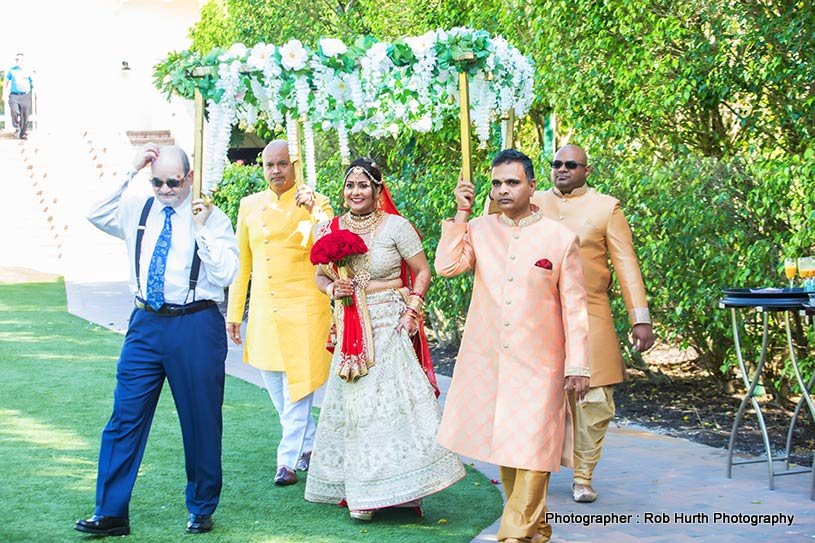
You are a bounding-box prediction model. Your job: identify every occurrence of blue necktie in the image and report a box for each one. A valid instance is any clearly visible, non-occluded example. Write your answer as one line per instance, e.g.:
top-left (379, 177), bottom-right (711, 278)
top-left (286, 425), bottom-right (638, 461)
top-left (145, 206), bottom-right (175, 310)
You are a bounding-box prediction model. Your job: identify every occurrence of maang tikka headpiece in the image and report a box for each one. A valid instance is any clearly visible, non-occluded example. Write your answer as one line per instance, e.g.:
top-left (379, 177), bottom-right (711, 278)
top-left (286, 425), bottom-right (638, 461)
top-left (344, 165), bottom-right (382, 185)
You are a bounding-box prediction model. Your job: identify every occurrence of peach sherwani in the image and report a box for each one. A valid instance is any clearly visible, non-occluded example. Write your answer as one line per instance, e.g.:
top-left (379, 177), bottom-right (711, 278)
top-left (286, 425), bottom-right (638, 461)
top-left (434, 210), bottom-right (590, 472)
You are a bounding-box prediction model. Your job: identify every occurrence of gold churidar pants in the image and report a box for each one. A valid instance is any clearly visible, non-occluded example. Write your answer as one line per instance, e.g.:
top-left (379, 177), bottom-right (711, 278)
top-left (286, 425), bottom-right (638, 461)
top-left (497, 467), bottom-right (552, 542)
top-left (569, 385), bottom-right (615, 485)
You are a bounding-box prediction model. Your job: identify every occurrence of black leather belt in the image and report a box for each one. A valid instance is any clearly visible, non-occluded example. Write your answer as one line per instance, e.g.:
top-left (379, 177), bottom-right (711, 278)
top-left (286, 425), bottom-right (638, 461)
top-left (10, 92), bottom-right (29, 95)
top-left (135, 298), bottom-right (216, 316)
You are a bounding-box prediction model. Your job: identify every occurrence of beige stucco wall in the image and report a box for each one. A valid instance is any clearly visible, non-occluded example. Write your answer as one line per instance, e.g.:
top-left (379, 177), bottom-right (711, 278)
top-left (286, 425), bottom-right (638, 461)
top-left (2, 0), bottom-right (204, 148)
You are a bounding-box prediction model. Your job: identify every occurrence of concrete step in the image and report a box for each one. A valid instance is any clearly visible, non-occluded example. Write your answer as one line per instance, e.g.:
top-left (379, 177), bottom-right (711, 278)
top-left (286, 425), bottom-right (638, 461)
top-left (126, 129), bottom-right (175, 147)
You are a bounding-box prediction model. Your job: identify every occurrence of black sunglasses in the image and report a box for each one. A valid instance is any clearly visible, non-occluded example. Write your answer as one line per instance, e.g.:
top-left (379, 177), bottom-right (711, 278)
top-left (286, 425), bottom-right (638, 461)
top-left (550, 160), bottom-right (586, 170)
top-left (150, 177), bottom-right (185, 189)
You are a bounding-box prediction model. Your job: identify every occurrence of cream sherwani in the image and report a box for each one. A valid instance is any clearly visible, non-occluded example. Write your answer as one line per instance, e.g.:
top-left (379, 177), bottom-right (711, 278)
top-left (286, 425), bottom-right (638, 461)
top-left (434, 211), bottom-right (590, 473)
top-left (534, 185), bottom-right (650, 487)
top-left (534, 186), bottom-right (649, 386)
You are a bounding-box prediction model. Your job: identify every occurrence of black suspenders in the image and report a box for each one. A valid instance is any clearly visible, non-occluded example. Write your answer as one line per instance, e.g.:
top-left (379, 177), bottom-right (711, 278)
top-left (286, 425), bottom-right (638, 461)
top-left (135, 197), bottom-right (202, 303)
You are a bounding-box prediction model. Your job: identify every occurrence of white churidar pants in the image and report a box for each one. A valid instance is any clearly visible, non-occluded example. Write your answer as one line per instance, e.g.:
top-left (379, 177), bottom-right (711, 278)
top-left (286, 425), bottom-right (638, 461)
top-left (260, 370), bottom-right (317, 469)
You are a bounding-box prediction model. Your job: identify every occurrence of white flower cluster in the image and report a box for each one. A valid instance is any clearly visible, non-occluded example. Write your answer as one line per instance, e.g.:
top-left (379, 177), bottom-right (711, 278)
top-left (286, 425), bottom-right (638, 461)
top-left (203, 52), bottom-right (243, 193)
top-left (196, 29), bottom-right (534, 188)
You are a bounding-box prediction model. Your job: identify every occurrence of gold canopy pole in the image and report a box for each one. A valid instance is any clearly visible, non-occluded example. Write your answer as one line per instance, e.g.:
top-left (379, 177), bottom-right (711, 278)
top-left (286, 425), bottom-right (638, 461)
top-left (292, 118), bottom-right (306, 188)
top-left (481, 109), bottom-right (517, 216)
top-left (454, 52), bottom-right (475, 184)
top-left (190, 65), bottom-right (214, 209)
top-left (458, 72), bottom-right (472, 183)
top-left (192, 88), bottom-right (205, 201)
top-left (503, 108), bottom-right (515, 150)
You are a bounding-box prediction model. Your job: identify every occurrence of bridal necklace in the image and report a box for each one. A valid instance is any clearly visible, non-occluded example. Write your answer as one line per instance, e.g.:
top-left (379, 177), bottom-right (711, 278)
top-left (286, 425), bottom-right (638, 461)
top-left (345, 209), bottom-right (385, 235)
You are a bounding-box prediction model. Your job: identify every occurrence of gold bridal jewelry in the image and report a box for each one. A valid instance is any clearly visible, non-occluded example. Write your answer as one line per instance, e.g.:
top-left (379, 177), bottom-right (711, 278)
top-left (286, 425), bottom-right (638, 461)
top-left (345, 209), bottom-right (385, 235)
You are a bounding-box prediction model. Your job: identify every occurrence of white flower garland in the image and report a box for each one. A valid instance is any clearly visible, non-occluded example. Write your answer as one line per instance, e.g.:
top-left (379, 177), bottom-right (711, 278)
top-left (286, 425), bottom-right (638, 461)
top-left (200, 30), bottom-right (535, 190)
top-left (285, 113), bottom-right (300, 163)
top-left (204, 57), bottom-right (241, 193)
top-left (302, 120), bottom-right (317, 188)
top-left (337, 123), bottom-right (350, 164)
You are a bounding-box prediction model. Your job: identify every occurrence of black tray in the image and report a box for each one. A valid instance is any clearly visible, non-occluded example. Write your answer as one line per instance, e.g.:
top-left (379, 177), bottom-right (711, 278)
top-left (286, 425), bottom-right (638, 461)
top-left (720, 298), bottom-right (804, 309)
top-left (722, 287), bottom-right (808, 299)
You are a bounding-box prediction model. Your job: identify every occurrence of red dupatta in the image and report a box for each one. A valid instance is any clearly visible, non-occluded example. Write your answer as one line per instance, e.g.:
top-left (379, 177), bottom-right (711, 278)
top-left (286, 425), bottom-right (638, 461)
top-left (377, 183), bottom-right (439, 398)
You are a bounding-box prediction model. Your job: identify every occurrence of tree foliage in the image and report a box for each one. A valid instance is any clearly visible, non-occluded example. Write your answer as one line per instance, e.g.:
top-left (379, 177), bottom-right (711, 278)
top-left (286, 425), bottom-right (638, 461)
top-left (182, 0), bottom-right (815, 396)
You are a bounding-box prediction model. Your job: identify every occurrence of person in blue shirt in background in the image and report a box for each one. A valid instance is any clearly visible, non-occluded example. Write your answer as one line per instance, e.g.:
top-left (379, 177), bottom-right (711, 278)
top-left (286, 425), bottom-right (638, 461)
top-left (4, 53), bottom-right (34, 139)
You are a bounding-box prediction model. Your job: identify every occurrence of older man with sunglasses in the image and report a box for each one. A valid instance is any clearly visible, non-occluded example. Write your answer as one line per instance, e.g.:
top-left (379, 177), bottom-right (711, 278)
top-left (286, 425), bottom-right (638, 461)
top-left (76, 144), bottom-right (239, 537)
top-left (541, 144), bottom-right (654, 503)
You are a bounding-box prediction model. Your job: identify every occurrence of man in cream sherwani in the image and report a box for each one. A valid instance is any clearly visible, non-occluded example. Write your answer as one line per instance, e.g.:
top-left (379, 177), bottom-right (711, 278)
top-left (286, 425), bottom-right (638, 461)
top-left (538, 144), bottom-right (654, 503)
top-left (435, 149), bottom-right (590, 543)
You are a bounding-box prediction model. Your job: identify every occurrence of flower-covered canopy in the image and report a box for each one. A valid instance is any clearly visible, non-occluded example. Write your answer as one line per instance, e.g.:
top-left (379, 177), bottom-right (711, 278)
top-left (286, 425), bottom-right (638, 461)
top-left (156, 28), bottom-right (535, 190)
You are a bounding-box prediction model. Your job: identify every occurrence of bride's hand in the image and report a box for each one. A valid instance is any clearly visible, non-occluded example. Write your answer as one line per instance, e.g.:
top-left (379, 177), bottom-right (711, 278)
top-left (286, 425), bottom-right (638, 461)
top-left (332, 278), bottom-right (355, 298)
top-left (395, 312), bottom-right (418, 337)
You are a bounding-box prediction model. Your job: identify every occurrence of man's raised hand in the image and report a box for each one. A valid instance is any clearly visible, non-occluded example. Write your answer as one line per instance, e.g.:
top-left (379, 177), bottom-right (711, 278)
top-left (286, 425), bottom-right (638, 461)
top-left (132, 144), bottom-right (159, 172)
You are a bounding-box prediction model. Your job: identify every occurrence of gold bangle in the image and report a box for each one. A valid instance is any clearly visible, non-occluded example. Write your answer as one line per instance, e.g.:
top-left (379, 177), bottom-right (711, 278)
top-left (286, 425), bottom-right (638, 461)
top-left (326, 283), bottom-right (335, 300)
top-left (407, 297), bottom-right (423, 312)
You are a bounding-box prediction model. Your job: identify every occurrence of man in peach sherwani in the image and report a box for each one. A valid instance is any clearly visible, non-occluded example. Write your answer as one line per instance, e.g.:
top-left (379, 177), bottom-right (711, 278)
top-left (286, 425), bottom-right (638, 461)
top-left (435, 149), bottom-right (590, 543)
top-left (483, 145), bottom-right (655, 503)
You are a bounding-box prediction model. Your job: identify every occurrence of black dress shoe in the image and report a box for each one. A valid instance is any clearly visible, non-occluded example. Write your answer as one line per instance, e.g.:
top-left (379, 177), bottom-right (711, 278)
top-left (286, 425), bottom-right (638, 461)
top-left (186, 513), bottom-right (213, 534)
top-left (274, 466), bottom-right (297, 485)
top-left (75, 515), bottom-right (131, 536)
top-left (296, 451), bottom-right (312, 471)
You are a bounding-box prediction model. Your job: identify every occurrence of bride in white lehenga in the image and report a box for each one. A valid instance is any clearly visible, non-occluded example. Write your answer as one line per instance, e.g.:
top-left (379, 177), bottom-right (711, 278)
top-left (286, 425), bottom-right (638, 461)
top-left (304, 158), bottom-right (464, 521)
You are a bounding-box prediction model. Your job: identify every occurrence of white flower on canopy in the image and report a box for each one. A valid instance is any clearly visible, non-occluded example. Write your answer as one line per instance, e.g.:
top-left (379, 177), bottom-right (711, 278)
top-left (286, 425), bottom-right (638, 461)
top-left (405, 31), bottom-right (436, 57)
top-left (393, 103), bottom-right (407, 119)
top-left (366, 42), bottom-right (389, 65)
top-left (412, 114), bottom-right (433, 133)
top-left (219, 42), bottom-right (247, 62)
top-left (248, 43), bottom-right (276, 70)
top-left (319, 38), bottom-right (348, 57)
top-left (280, 39), bottom-right (309, 71)
top-left (230, 43), bottom-right (248, 57)
top-left (327, 76), bottom-right (350, 101)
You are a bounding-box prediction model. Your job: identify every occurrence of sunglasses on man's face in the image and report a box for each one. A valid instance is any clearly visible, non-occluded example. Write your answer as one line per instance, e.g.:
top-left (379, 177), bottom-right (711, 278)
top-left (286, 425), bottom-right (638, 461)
top-left (150, 177), bottom-right (185, 189)
top-left (550, 160), bottom-right (586, 170)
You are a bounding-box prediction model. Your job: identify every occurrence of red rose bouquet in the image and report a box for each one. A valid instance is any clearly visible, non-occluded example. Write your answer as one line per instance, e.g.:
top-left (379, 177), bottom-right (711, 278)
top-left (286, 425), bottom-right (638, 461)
top-left (310, 230), bottom-right (368, 306)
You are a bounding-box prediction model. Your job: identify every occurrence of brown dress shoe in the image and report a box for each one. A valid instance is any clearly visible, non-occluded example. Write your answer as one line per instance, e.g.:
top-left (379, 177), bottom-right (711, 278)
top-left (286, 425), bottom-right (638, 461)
top-left (296, 451), bottom-right (312, 471)
top-left (274, 466), bottom-right (297, 485)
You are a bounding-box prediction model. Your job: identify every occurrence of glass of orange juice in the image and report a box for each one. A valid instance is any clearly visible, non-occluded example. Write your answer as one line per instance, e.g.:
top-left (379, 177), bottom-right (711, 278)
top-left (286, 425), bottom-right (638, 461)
top-left (785, 258), bottom-right (797, 288)
top-left (803, 257), bottom-right (814, 291)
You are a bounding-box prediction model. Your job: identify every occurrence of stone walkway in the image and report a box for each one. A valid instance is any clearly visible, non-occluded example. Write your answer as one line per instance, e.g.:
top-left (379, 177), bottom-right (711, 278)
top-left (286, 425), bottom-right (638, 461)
top-left (1, 134), bottom-right (814, 542)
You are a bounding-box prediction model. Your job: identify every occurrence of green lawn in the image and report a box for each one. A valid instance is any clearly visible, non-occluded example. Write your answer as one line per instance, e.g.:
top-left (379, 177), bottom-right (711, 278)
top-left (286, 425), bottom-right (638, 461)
top-left (0, 279), bottom-right (502, 543)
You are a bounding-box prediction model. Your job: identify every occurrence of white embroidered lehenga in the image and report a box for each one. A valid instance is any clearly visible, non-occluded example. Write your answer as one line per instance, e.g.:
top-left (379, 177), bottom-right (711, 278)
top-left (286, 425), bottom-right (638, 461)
top-left (304, 213), bottom-right (465, 513)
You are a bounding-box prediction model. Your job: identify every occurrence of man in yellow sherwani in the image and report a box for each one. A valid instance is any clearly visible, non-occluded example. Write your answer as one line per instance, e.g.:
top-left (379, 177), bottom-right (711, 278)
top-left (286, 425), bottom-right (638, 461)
top-left (226, 140), bottom-right (333, 486)
top-left (538, 144), bottom-right (655, 503)
top-left (436, 149), bottom-right (590, 543)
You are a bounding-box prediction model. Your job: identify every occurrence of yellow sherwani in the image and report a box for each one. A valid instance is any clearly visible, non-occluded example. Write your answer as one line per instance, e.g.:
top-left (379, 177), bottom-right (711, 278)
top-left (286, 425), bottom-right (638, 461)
top-left (533, 186), bottom-right (649, 387)
top-left (226, 187), bottom-right (333, 402)
top-left (435, 211), bottom-right (590, 473)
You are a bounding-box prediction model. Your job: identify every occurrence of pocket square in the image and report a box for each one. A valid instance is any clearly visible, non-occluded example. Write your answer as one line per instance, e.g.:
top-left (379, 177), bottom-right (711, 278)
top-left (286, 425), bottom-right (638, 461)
top-left (535, 258), bottom-right (553, 270)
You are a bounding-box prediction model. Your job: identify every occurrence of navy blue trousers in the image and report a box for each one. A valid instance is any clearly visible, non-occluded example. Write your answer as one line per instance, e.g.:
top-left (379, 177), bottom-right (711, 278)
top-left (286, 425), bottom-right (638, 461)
top-left (94, 305), bottom-right (226, 518)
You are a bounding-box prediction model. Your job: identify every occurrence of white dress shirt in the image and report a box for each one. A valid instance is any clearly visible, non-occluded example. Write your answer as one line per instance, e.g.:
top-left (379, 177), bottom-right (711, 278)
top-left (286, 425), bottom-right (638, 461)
top-left (87, 171), bottom-right (239, 304)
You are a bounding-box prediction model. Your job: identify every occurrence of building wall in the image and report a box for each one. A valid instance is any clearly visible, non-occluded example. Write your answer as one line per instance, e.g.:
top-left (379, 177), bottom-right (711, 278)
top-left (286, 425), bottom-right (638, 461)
top-left (1, 0), bottom-right (204, 149)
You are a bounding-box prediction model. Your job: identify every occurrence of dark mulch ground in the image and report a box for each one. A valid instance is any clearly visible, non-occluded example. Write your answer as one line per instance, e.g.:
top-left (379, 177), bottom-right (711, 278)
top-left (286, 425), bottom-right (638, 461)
top-left (430, 343), bottom-right (815, 467)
